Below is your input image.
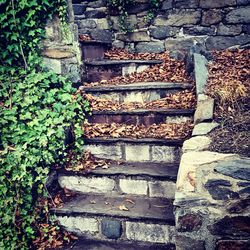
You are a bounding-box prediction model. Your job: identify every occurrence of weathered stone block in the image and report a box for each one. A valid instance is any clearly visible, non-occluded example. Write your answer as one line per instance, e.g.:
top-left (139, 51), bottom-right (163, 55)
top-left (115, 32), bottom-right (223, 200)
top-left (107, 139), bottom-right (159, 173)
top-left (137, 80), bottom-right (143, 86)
top-left (165, 38), bottom-right (194, 51)
top-left (243, 24), bottom-right (250, 34)
top-left (56, 216), bottom-right (99, 234)
top-left (119, 179), bottom-right (148, 195)
top-left (126, 222), bottom-right (173, 243)
top-left (135, 42), bottom-right (165, 53)
top-left (194, 95), bottom-right (214, 123)
top-left (209, 216), bottom-right (250, 236)
top-left (93, 18), bottom-right (109, 29)
top-left (125, 144), bottom-right (150, 161)
top-left (177, 213), bottom-right (202, 232)
top-left (112, 40), bottom-right (125, 49)
top-left (200, 0), bottom-right (236, 8)
top-left (216, 240), bottom-right (250, 250)
top-left (217, 23), bottom-right (242, 36)
top-left (225, 7), bottom-right (250, 24)
top-left (148, 181), bottom-right (175, 198)
top-left (42, 49), bottom-right (75, 59)
top-left (151, 146), bottom-right (177, 163)
top-left (166, 116), bottom-right (193, 124)
top-left (87, 0), bottom-right (106, 8)
top-left (77, 20), bottom-right (97, 29)
top-left (214, 158), bottom-right (250, 181)
top-left (202, 9), bottom-right (223, 26)
top-left (122, 65), bottom-right (137, 76)
top-left (90, 29), bottom-right (112, 42)
top-left (73, 4), bottom-right (86, 15)
top-left (192, 122), bottom-right (219, 136)
top-left (162, 0), bottom-right (173, 10)
top-left (84, 144), bottom-right (122, 160)
top-left (175, 0), bottom-right (199, 8)
top-left (175, 235), bottom-right (205, 250)
top-left (101, 219), bottom-right (122, 239)
top-left (116, 31), bottom-right (150, 42)
top-left (184, 26), bottom-right (216, 36)
top-left (182, 136), bottom-right (211, 152)
top-left (137, 65), bottom-right (149, 73)
top-left (150, 26), bottom-right (179, 39)
top-left (58, 176), bottom-right (116, 193)
top-left (85, 9), bottom-right (106, 18)
top-left (43, 58), bottom-right (62, 74)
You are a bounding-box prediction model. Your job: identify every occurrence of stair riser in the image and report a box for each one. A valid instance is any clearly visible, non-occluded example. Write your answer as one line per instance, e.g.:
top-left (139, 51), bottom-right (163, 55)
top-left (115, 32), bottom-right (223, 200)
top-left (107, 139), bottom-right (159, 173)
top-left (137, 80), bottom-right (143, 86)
top-left (86, 64), bottom-right (153, 82)
top-left (81, 44), bottom-right (110, 61)
top-left (85, 89), bottom-right (182, 103)
top-left (55, 215), bottom-right (175, 245)
top-left (83, 143), bottom-right (181, 163)
top-left (58, 175), bottom-right (176, 198)
top-left (88, 114), bottom-right (193, 126)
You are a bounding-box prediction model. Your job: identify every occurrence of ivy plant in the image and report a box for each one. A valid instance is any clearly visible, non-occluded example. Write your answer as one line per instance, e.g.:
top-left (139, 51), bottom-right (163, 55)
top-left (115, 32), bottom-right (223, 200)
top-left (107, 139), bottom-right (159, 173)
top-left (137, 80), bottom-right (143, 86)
top-left (0, 0), bottom-right (89, 249)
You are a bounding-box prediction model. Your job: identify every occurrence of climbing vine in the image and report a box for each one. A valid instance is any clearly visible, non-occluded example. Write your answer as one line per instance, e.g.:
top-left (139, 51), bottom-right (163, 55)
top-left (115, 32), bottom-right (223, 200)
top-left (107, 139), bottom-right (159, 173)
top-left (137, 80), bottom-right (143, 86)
top-left (107, 0), bottom-right (161, 33)
top-left (0, 0), bottom-right (89, 249)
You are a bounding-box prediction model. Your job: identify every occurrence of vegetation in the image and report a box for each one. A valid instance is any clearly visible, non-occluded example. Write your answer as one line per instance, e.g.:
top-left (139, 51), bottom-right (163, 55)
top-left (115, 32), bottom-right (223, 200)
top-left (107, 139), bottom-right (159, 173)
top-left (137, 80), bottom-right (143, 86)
top-left (0, 0), bottom-right (89, 248)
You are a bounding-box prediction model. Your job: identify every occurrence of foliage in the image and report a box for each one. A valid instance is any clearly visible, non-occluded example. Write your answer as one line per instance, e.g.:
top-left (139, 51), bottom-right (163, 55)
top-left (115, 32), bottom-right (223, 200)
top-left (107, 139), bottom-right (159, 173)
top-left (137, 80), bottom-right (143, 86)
top-left (107, 0), bottom-right (161, 33)
top-left (0, 0), bottom-right (89, 249)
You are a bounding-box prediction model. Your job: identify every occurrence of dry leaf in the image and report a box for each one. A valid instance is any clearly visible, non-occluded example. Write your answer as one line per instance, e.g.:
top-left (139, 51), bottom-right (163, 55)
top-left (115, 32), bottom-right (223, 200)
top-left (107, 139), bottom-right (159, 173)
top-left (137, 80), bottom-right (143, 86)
top-left (118, 204), bottom-right (129, 211)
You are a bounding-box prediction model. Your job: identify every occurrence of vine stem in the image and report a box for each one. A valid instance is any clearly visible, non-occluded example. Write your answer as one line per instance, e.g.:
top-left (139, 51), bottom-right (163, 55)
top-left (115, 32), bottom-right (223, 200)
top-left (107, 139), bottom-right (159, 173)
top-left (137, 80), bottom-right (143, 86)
top-left (11, 0), bottom-right (28, 70)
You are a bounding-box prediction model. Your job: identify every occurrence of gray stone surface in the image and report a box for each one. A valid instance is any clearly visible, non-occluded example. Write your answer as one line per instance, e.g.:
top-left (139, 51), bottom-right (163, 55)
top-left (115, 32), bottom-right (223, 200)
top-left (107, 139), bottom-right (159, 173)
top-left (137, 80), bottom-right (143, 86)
top-left (101, 219), bottom-right (122, 239)
top-left (148, 181), bottom-right (176, 198)
top-left (192, 122), bottom-right (219, 136)
top-left (150, 26), bottom-right (178, 39)
top-left (43, 58), bottom-right (62, 74)
top-left (162, 0), bottom-right (173, 10)
top-left (151, 146), bottom-right (177, 163)
top-left (200, 0), bottom-right (236, 8)
top-left (194, 53), bottom-right (208, 95)
top-left (194, 95), bottom-right (214, 123)
top-left (126, 222), bottom-right (173, 243)
top-left (225, 6), bottom-right (250, 24)
top-left (237, 0), bottom-right (250, 4)
top-left (116, 31), bottom-right (150, 42)
top-left (73, 4), bottom-right (86, 15)
top-left (119, 179), bottom-right (148, 195)
top-left (165, 38), bottom-right (194, 51)
top-left (217, 24), bottom-right (242, 36)
top-left (175, 0), bottom-right (199, 8)
top-left (214, 158), bottom-right (250, 181)
top-left (182, 136), bottom-right (211, 152)
top-left (184, 26), bottom-right (215, 36)
top-left (125, 145), bottom-right (150, 162)
top-left (135, 42), bottom-right (165, 53)
top-left (201, 9), bottom-right (223, 26)
top-left (175, 235), bottom-right (205, 250)
top-left (85, 10), bottom-right (106, 18)
top-left (77, 19), bottom-right (97, 29)
top-left (90, 29), bottom-right (112, 42)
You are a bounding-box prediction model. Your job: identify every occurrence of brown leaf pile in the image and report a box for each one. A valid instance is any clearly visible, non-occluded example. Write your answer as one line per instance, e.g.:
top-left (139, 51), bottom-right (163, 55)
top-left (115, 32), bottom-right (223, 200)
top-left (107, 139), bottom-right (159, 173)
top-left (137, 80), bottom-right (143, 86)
top-left (84, 122), bottom-right (193, 140)
top-left (79, 34), bottom-right (91, 42)
top-left (65, 151), bottom-right (123, 173)
top-left (83, 90), bottom-right (196, 111)
top-left (206, 49), bottom-right (250, 107)
top-left (86, 49), bottom-right (193, 87)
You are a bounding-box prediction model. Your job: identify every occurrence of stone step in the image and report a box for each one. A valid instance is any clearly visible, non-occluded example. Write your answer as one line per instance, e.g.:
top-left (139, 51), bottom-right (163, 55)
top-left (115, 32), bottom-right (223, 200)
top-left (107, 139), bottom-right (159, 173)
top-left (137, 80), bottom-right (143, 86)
top-left (51, 194), bottom-right (175, 244)
top-left (81, 82), bottom-right (193, 103)
top-left (83, 138), bottom-right (182, 164)
top-left (88, 108), bottom-right (194, 126)
top-left (61, 239), bottom-right (175, 250)
top-left (58, 162), bottom-right (178, 198)
top-left (79, 40), bottom-right (112, 61)
top-left (84, 60), bottom-right (163, 82)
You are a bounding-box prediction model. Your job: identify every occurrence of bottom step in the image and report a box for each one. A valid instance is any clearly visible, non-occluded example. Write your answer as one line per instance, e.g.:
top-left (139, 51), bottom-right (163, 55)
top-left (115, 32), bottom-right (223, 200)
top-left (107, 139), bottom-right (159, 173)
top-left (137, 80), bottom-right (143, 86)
top-left (51, 194), bottom-right (175, 245)
top-left (62, 239), bottom-right (175, 250)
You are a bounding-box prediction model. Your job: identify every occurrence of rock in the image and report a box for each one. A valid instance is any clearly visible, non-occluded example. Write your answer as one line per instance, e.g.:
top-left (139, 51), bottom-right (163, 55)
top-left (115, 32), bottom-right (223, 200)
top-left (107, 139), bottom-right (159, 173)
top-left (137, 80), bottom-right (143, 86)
top-left (209, 216), bottom-right (250, 236)
top-left (193, 53), bottom-right (208, 95)
top-left (119, 179), bottom-right (148, 195)
top-left (101, 219), bottom-right (122, 239)
top-left (175, 235), bottom-right (205, 250)
top-left (227, 198), bottom-right (250, 213)
top-left (205, 184), bottom-right (239, 200)
top-left (243, 24), bottom-right (250, 34)
top-left (149, 26), bottom-right (179, 39)
top-left (214, 158), bottom-right (250, 181)
top-left (238, 182), bottom-right (250, 187)
top-left (90, 29), bottom-right (112, 42)
top-left (42, 49), bottom-right (75, 59)
top-left (205, 179), bottom-right (232, 187)
top-left (116, 31), bottom-right (150, 42)
top-left (154, 10), bottom-right (201, 26)
top-left (127, 3), bottom-right (150, 14)
top-left (135, 42), bottom-right (165, 53)
top-left (165, 38), bottom-right (194, 51)
top-left (94, 18), bottom-right (109, 29)
top-left (85, 9), bottom-right (106, 18)
top-left (151, 145), bottom-right (177, 163)
top-left (177, 213), bottom-right (202, 232)
top-left (43, 58), bottom-right (62, 74)
top-left (194, 95), bottom-right (214, 123)
top-left (239, 187), bottom-right (250, 195)
top-left (216, 240), bottom-right (250, 250)
top-left (125, 145), bottom-right (150, 162)
top-left (184, 26), bottom-right (216, 36)
top-left (87, 0), bottom-right (106, 8)
top-left (202, 9), bottom-right (223, 26)
top-left (237, 0), bottom-right (250, 4)
top-left (175, 0), bottom-right (199, 8)
top-left (225, 7), bottom-right (250, 24)
top-left (148, 181), bottom-right (175, 199)
top-left (112, 40), bottom-right (125, 49)
top-left (192, 122), bottom-right (219, 136)
top-left (217, 24), bottom-right (242, 36)
top-left (183, 136), bottom-right (211, 152)
top-left (162, 0), bottom-right (173, 10)
top-left (205, 34), bottom-right (250, 50)
top-left (77, 20), bottom-right (97, 29)
top-left (200, 0), bottom-right (236, 8)
top-left (72, 4), bottom-right (86, 15)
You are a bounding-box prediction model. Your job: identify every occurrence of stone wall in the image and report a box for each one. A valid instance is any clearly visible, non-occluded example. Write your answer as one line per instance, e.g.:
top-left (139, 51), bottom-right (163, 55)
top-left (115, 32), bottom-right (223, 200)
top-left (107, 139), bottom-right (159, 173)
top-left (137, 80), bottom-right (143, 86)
top-left (42, 13), bottom-right (82, 83)
top-left (174, 52), bottom-right (250, 249)
top-left (73, 0), bottom-right (250, 52)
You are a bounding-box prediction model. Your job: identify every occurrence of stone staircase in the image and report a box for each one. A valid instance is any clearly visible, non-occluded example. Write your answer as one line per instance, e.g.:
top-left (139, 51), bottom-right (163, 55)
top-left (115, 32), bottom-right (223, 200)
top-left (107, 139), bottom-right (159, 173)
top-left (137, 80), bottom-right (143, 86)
top-left (51, 40), bottom-right (195, 249)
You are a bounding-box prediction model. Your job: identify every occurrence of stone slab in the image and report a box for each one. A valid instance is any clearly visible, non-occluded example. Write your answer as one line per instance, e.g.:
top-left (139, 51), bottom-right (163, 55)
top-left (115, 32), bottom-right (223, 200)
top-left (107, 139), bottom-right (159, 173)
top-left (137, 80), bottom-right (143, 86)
top-left (192, 122), bottom-right (219, 136)
top-left (182, 136), bottom-right (211, 152)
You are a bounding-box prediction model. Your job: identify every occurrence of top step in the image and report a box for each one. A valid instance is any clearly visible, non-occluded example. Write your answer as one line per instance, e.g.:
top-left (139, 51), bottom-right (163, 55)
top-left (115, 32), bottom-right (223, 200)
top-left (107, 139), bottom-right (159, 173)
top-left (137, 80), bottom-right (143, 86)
top-left (84, 59), bottom-right (163, 66)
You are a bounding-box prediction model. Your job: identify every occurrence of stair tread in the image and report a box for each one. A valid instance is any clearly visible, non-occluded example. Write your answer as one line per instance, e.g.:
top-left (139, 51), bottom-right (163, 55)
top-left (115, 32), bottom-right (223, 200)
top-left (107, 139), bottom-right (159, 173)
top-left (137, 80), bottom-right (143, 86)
top-left (79, 40), bottom-right (112, 46)
top-left (60, 161), bottom-right (179, 180)
top-left (81, 81), bottom-right (193, 92)
top-left (92, 108), bottom-right (195, 115)
top-left (62, 239), bottom-right (174, 250)
top-left (52, 193), bottom-right (175, 223)
top-left (85, 59), bottom-right (163, 66)
top-left (85, 137), bottom-right (184, 145)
